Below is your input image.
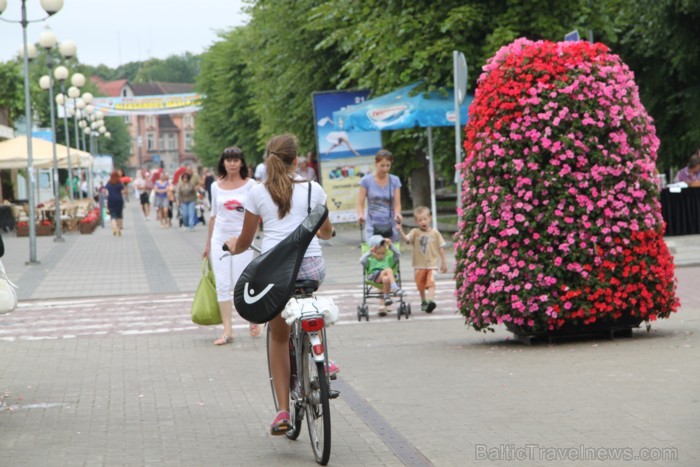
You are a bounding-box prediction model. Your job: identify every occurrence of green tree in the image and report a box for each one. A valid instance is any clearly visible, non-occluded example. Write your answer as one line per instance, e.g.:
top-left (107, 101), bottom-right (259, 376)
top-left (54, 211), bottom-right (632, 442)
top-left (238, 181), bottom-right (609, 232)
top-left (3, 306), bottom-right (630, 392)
top-left (613, 0), bottom-right (700, 170)
top-left (194, 27), bottom-right (260, 167)
top-left (98, 117), bottom-right (131, 169)
top-left (308, 0), bottom-right (621, 207)
top-left (133, 53), bottom-right (201, 83)
top-left (0, 61), bottom-right (25, 124)
top-left (243, 0), bottom-right (348, 150)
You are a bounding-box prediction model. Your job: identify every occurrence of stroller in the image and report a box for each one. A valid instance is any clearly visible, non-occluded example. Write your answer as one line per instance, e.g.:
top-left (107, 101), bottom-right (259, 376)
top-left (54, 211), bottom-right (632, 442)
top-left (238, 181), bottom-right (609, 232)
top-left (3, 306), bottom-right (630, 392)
top-left (356, 235), bottom-right (411, 321)
top-left (178, 189), bottom-right (207, 228)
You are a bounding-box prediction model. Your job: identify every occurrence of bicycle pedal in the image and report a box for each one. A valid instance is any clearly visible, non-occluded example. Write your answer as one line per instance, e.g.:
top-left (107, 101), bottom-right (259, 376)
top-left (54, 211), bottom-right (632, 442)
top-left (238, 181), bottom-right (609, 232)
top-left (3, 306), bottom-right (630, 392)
top-left (329, 390), bottom-right (340, 399)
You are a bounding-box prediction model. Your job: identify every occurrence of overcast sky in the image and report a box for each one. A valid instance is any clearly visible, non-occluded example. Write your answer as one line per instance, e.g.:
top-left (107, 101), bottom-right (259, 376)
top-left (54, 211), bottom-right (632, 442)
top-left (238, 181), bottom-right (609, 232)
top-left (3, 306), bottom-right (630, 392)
top-left (0, 0), bottom-right (248, 68)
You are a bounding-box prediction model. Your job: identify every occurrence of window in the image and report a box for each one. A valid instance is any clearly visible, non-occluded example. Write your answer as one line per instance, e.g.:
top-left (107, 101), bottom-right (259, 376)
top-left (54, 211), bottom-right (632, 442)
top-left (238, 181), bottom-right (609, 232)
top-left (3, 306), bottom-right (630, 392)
top-left (159, 135), bottom-right (164, 150)
top-left (183, 114), bottom-right (193, 127)
top-left (147, 133), bottom-right (155, 150)
top-left (145, 115), bottom-right (156, 127)
top-left (167, 133), bottom-right (177, 150)
top-left (123, 115), bottom-right (131, 125)
top-left (185, 132), bottom-right (193, 151)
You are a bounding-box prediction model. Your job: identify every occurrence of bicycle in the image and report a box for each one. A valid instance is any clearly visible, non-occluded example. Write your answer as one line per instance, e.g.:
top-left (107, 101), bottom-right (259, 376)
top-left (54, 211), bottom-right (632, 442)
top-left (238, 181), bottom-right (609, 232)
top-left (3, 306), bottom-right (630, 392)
top-left (222, 243), bottom-right (336, 465)
top-left (268, 279), bottom-right (337, 465)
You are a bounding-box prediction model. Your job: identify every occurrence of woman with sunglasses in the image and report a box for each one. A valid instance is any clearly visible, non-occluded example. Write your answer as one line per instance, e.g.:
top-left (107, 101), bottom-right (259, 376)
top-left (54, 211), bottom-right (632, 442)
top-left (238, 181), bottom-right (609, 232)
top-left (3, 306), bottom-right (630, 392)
top-left (203, 146), bottom-right (262, 344)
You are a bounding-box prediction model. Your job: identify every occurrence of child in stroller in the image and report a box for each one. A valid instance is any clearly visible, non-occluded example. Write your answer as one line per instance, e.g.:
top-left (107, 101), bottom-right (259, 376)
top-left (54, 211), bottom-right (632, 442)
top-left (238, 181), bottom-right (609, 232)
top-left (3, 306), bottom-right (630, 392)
top-left (357, 235), bottom-right (410, 320)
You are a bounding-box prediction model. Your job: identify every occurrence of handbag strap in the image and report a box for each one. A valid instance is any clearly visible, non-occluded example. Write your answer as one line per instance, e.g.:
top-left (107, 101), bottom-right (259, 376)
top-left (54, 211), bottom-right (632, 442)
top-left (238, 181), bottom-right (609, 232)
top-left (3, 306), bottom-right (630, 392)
top-left (307, 181), bottom-right (312, 214)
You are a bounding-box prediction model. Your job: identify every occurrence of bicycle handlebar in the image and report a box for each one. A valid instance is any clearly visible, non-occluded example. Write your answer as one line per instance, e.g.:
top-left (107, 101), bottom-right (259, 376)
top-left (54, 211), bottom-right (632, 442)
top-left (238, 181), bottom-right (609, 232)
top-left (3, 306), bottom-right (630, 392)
top-left (222, 242), bottom-right (261, 253)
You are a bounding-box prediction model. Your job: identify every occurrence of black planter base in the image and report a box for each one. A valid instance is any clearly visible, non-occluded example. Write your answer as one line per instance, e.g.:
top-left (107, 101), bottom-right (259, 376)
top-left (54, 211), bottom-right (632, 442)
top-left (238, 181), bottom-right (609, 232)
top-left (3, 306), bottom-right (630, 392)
top-left (505, 316), bottom-right (646, 345)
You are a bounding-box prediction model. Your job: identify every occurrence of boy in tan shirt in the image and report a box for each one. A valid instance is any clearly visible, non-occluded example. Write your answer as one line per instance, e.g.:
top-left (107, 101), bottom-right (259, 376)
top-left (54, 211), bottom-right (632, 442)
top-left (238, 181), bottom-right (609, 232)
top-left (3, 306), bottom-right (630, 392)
top-left (398, 206), bottom-right (447, 312)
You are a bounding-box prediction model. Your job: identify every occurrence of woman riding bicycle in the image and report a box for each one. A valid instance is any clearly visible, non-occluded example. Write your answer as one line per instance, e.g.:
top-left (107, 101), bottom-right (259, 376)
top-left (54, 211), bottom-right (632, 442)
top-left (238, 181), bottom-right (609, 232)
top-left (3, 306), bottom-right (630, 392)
top-left (224, 133), bottom-right (334, 434)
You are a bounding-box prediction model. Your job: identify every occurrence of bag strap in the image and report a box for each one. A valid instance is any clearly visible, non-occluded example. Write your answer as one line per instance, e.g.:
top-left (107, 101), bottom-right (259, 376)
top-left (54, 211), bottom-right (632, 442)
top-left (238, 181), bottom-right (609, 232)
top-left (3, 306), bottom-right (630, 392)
top-left (307, 181), bottom-right (312, 214)
top-left (381, 177), bottom-right (392, 221)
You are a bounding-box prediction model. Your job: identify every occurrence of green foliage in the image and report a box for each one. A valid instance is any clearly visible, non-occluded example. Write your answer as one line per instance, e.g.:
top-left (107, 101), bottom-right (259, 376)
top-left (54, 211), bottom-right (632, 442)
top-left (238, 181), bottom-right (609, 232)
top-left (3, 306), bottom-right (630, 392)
top-left (194, 27), bottom-right (261, 167)
top-left (133, 53), bottom-right (201, 83)
top-left (242, 0), bottom-right (345, 151)
top-left (0, 61), bottom-right (25, 123)
top-left (613, 0), bottom-right (700, 169)
top-left (81, 53), bottom-right (200, 83)
top-left (99, 118), bottom-right (131, 169)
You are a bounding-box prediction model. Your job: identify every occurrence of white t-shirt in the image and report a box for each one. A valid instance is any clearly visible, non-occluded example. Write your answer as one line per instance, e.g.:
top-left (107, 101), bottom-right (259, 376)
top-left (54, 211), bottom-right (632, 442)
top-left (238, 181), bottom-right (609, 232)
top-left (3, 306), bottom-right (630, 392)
top-left (254, 162), bottom-right (267, 182)
top-left (211, 178), bottom-right (257, 238)
top-left (245, 175), bottom-right (326, 258)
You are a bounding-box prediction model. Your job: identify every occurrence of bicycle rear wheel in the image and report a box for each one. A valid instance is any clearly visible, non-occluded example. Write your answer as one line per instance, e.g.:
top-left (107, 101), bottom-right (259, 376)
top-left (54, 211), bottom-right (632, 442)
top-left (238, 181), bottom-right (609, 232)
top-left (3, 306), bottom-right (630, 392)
top-left (302, 333), bottom-right (331, 465)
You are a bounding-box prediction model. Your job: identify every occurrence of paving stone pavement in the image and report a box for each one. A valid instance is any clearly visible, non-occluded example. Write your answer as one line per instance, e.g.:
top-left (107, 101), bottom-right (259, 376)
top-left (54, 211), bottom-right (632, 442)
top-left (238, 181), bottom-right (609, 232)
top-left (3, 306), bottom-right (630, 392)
top-left (1, 200), bottom-right (699, 466)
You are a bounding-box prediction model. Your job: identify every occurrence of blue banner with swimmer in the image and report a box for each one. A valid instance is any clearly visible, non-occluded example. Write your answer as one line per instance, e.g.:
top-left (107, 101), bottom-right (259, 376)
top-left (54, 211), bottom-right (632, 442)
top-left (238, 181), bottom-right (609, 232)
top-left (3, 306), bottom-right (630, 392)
top-left (312, 90), bottom-right (381, 223)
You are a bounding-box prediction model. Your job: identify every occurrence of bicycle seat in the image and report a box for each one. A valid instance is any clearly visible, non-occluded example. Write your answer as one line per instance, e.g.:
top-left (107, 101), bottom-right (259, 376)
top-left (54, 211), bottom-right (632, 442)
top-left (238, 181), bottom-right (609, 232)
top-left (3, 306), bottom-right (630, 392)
top-left (294, 279), bottom-right (319, 294)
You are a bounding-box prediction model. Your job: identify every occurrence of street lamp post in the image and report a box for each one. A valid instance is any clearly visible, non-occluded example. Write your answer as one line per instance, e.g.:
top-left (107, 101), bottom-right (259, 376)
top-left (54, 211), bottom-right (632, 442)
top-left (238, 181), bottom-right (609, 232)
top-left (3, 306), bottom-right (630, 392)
top-left (0, 0), bottom-right (65, 263)
top-left (55, 69), bottom-right (73, 201)
top-left (83, 102), bottom-right (95, 199)
top-left (38, 27), bottom-right (63, 242)
top-left (69, 72), bottom-right (85, 197)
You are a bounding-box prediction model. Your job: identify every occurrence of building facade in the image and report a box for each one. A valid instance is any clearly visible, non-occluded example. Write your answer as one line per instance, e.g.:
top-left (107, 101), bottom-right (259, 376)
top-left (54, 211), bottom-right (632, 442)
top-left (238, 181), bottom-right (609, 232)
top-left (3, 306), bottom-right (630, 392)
top-left (92, 78), bottom-right (198, 175)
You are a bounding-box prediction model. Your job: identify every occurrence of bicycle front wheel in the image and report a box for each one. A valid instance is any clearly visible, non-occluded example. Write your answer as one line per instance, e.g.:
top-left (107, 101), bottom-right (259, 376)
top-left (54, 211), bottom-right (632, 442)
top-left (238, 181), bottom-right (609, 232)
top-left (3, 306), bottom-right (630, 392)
top-left (302, 333), bottom-right (331, 465)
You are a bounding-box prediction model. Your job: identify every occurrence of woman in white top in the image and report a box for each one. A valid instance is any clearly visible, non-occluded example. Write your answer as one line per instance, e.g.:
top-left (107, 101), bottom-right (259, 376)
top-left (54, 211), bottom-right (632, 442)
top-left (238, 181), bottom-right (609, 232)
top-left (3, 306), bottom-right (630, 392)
top-left (203, 146), bottom-right (259, 345)
top-left (225, 134), bottom-right (333, 435)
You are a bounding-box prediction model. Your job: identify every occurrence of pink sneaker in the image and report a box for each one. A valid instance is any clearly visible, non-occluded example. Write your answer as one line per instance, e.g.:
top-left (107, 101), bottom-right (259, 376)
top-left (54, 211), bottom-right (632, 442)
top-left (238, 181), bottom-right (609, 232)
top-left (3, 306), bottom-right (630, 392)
top-left (328, 360), bottom-right (340, 377)
top-left (270, 410), bottom-right (290, 435)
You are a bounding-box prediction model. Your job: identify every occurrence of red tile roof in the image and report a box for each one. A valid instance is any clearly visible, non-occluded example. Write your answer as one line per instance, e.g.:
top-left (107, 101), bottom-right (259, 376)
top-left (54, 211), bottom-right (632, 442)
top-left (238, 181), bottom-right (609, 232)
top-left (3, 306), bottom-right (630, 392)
top-left (131, 82), bottom-right (194, 96)
top-left (91, 77), bottom-right (129, 97)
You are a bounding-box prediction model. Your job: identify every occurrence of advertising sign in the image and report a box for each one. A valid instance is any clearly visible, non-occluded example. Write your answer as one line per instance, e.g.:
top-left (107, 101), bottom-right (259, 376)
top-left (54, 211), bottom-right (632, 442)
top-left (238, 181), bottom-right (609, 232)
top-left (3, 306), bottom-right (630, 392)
top-left (67, 93), bottom-right (202, 116)
top-left (312, 90), bottom-right (382, 223)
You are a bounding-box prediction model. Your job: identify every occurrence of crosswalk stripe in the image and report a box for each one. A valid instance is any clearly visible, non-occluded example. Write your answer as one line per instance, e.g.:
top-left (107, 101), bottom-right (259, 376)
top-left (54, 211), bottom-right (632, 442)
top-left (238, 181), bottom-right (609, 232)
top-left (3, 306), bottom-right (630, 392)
top-left (0, 281), bottom-right (459, 341)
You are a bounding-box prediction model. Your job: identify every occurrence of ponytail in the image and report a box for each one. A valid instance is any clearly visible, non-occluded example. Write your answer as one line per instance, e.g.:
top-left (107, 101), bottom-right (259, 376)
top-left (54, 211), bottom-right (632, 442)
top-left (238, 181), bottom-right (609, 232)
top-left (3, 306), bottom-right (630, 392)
top-left (264, 134), bottom-right (300, 218)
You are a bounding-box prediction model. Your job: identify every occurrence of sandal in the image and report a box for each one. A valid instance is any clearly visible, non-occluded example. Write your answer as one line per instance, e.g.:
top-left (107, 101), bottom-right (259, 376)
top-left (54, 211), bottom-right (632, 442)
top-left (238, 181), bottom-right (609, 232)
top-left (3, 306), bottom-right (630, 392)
top-left (214, 335), bottom-right (233, 345)
top-left (378, 306), bottom-right (388, 317)
top-left (270, 410), bottom-right (291, 435)
top-left (250, 324), bottom-right (262, 338)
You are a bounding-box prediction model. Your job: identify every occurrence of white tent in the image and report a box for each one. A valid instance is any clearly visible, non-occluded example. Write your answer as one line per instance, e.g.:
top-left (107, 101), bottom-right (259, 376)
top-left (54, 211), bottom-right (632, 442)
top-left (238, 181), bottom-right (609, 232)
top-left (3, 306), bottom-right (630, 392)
top-left (0, 135), bottom-right (92, 169)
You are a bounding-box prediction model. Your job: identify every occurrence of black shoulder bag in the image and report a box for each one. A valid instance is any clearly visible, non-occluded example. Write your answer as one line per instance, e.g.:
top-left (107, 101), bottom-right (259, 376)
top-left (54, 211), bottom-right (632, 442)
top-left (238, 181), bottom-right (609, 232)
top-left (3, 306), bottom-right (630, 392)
top-left (234, 183), bottom-right (328, 324)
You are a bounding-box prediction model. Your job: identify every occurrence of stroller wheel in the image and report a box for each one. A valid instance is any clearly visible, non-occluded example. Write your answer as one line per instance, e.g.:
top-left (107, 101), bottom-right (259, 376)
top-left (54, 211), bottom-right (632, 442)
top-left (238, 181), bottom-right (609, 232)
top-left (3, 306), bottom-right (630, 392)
top-left (406, 303), bottom-right (411, 318)
top-left (356, 305), bottom-right (362, 322)
top-left (397, 303), bottom-right (405, 320)
top-left (363, 304), bottom-right (370, 322)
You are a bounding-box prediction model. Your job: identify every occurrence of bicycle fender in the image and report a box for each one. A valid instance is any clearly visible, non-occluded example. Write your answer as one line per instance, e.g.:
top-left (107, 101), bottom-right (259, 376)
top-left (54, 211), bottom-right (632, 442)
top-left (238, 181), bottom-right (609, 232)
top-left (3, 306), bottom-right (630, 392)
top-left (308, 333), bottom-right (325, 362)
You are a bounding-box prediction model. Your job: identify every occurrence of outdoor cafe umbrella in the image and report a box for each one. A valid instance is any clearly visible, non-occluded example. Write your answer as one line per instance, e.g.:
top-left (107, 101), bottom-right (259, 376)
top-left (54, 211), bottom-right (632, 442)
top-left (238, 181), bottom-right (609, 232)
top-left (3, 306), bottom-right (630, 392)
top-left (0, 135), bottom-right (92, 169)
top-left (333, 82), bottom-right (473, 228)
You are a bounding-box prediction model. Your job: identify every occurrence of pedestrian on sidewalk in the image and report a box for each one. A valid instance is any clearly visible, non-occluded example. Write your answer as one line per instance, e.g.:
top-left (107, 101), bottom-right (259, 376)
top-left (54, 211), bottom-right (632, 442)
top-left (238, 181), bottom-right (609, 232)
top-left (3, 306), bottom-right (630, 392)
top-left (153, 171), bottom-right (171, 228)
top-left (203, 146), bottom-right (260, 345)
top-left (357, 149), bottom-right (403, 242)
top-left (134, 169), bottom-right (152, 220)
top-left (224, 133), bottom-right (335, 435)
top-left (397, 206), bottom-right (447, 313)
top-left (177, 173), bottom-right (197, 230)
top-left (105, 171), bottom-right (125, 237)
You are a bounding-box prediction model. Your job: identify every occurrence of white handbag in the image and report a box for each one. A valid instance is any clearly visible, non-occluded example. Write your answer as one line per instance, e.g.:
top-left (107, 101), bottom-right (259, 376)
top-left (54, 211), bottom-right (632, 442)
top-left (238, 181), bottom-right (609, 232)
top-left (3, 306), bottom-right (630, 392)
top-left (0, 260), bottom-right (18, 314)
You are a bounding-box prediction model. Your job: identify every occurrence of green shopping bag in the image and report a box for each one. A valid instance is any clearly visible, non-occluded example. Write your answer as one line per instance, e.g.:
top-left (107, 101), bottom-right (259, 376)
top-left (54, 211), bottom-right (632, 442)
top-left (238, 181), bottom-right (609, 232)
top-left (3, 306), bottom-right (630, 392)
top-left (191, 258), bottom-right (222, 325)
